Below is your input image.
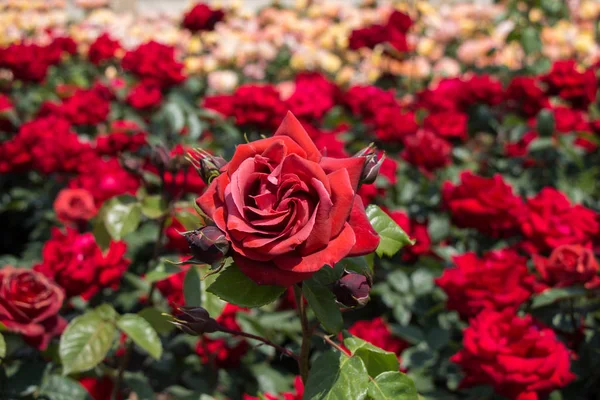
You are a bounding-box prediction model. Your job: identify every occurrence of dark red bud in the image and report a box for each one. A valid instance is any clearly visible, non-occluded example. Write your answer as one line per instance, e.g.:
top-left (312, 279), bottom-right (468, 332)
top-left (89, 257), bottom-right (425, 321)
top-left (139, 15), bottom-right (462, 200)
top-left (150, 145), bottom-right (171, 170)
top-left (331, 271), bottom-right (371, 308)
top-left (171, 307), bottom-right (221, 335)
top-left (355, 145), bottom-right (384, 185)
top-left (185, 226), bottom-right (230, 265)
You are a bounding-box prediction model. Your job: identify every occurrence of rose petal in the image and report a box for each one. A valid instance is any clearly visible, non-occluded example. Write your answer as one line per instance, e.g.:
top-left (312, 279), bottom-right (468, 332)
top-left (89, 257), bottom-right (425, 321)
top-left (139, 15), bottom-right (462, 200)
top-left (196, 173), bottom-right (228, 218)
top-left (273, 222), bottom-right (356, 272)
top-left (280, 154), bottom-right (330, 194)
top-left (227, 136), bottom-right (307, 175)
top-left (326, 168), bottom-right (355, 237)
top-left (319, 156), bottom-right (365, 191)
top-left (298, 178), bottom-right (333, 255)
top-left (347, 196), bottom-right (380, 256)
top-left (235, 255), bottom-right (314, 286)
top-left (274, 111), bottom-right (321, 162)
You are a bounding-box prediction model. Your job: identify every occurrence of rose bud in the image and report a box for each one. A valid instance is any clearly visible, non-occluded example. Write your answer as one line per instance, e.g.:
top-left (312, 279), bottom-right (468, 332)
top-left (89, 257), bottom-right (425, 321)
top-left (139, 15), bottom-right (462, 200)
top-left (199, 154), bottom-right (227, 184)
top-left (170, 307), bottom-right (221, 335)
top-left (150, 145), bottom-right (171, 170)
top-left (331, 271), bottom-right (372, 308)
top-left (355, 145), bottom-right (385, 185)
top-left (185, 226), bottom-right (230, 264)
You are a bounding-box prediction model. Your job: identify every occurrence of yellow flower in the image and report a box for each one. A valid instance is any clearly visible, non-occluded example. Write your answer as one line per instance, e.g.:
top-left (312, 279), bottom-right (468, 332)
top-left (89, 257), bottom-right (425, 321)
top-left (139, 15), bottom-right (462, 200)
top-left (574, 32), bottom-right (595, 53)
top-left (321, 53), bottom-right (342, 73)
top-left (529, 8), bottom-right (542, 23)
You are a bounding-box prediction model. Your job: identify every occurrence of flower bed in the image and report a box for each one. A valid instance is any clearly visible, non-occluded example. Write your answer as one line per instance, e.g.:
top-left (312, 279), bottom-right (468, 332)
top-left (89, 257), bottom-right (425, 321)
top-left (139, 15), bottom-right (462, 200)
top-left (0, 1), bottom-right (600, 400)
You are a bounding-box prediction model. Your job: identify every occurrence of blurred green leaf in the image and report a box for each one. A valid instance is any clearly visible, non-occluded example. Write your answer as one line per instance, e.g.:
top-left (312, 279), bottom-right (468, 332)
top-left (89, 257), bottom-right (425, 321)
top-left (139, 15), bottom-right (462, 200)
top-left (536, 109), bottom-right (555, 138)
top-left (184, 266), bottom-right (203, 307)
top-left (141, 195), bottom-right (168, 219)
top-left (344, 336), bottom-right (399, 378)
top-left (117, 314), bottom-right (163, 360)
top-left (39, 375), bottom-right (90, 400)
top-left (304, 351), bottom-right (369, 400)
top-left (368, 371), bottom-right (418, 400)
top-left (366, 205), bottom-right (415, 258)
top-left (0, 332), bottom-right (5, 359)
top-left (139, 307), bottom-right (175, 334)
top-left (531, 286), bottom-right (588, 308)
top-left (100, 196), bottom-right (142, 241)
top-left (303, 279), bottom-right (343, 334)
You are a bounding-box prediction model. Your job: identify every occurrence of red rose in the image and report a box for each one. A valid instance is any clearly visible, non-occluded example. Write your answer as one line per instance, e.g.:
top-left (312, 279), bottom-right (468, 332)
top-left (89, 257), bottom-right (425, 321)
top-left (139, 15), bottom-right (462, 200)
top-left (348, 317), bottom-right (408, 358)
top-left (54, 188), bottom-right (97, 226)
top-left (196, 112), bottom-right (380, 286)
top-left (504, 131), bottom-right (538, 160)
top-left (127, 81), bottom-right (163, 110)
top-left (402, 129), bottom-right (452, 175)
top-left (458, 74), bottom-right (504, 108)
top-left (423, 111), bottom-right (468, 141)
top-left (122, 41), bottom-right (185, 88)
top-left (534, 245), bottom-right (600, 289)
top-left (520, 187), bottom-right (599, 254)
top-left (156, 265), bottom-right (189, 309)
top-left (34, 227), bottom-right (130, 299)
top-left (79, 376), bottom-right (120, 400)
top-left (505, 77), bottom-right (550, 117)
top-left (0, 94), bottom-right (14, 131)
top-left (69, 158), bottom-right (140, 207)
top-left (541, 60), bottom-right (597, 110)
top-left (88, 33), bottom-right (121, 65)
top-left (195, 304), bottom-right (249, 368)
top-left (95, 131), bottom-right (147, 156)
top-left (162, 145), bottom-right (207, 198)
top-left (0, 267), bottom-right (67, 350)
top-left (417, 78), bottom-right (464, 112)
top-left (0, 42), bottom-right (64, 82)
top-left (436, 249), bottom-right (537, 319)
top-left (553, 106), bottom-right (589, 134)
top-left (182, 3), bottom-right (225, 32)
top-left (442, 172), bottom-right (525, 237)
top-left (205, 84), bottom-right (287, 130)
top-left (348, 10), bottom-right (412, 52)
top-left (452, 310), bottom-right (576, 400)
top-left (285, 72), bottom-right (337, 123)
top-left (386, 210), bottom-right (432, 263)
top-left (344, 85), bottom-right (397, 120)
top-left (348, 24), bottom-right (388, 50)
top-left (373, 107), bottom-right (418, 142)
top-left (55, 87), bottom-right (111, 126)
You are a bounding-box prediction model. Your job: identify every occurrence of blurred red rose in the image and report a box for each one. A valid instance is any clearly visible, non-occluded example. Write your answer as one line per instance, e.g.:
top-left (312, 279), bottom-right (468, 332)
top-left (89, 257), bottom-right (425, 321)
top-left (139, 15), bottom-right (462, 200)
top-left (373, 107), bottom-right (418, 142)
top-left (386, 210), bottom-right (432, 263)
top-left (504, 131), bottom-right (538, 161)
top-left (54, 87), bottom-right (111, 126)
top-left (122, 41), bottom-right (185, 88)
top-left (197, 113), bottom-right (379, 286)
top-left (436, 249), bottom-right (538, 319)
top-left (458, 74), bottom-right (504, 108)
top-left (95, 130), bottom-right (147, 156)
top-left (520, 187), bottom-right (599, 254)
top-left (0, 267), bottom-right (67, 350)
top-left (348, 317), bottom-right (408, 358)
top-left (156, 265), bottom-right (189, 309)
top-left (35, 227), bottom-right (130, 299)
top-left (505, 77), bottom-right (549, 117)
top-left (285, 72), bottom-right (337, 123)
top-left (534, 244), bottom-right (600, 289)
top-left (88, 33), bottom-right (121, 65)
top-left (442, 172), bottom-right (525, 237)
top-left (423, 111), bottom-right (468, 141)
top-left (182, 3), bottom-right (225, 32)
top-left (402, 129), bottom-right (452, 175)
top-left (195, 304), bottom-right (249, 368)
top-left (452, 310), bottom-right (576, 400)
top-left (79, 376), bottom-right (120, 400)
top-left (417, 78), bottom-right (464, 112)
top-left (349, 10), bottom-right (412, 52)
top-left (541, 60), bottom-right (597, 110)
top-left (54, 188), bottom-right (97, 226)
top-left (127, 81), bottom-right (163, 110)
top-left (0, 42), bottom-right (69, 82)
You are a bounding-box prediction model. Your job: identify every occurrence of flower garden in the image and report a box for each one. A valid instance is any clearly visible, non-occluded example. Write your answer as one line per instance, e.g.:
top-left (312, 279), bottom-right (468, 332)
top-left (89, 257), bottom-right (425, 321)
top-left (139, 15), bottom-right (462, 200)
top-left (1, 0), bottom-right (600, 399)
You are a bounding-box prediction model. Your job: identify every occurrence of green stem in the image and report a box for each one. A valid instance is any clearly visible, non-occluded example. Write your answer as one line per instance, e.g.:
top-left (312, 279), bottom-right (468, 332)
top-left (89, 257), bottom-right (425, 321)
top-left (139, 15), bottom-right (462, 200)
top-left (294, 285), bottom-right (310, 384)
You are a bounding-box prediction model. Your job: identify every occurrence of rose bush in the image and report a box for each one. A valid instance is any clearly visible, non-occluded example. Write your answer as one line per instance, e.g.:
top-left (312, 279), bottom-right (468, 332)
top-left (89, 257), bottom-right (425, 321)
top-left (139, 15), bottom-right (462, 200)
top-left (1, 1), bottom-right (600, 400)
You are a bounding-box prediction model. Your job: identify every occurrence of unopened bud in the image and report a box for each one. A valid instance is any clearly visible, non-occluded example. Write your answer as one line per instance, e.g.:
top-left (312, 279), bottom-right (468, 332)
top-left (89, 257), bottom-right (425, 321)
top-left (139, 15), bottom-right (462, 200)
top-left (150, 145), bottom-right (171, 170)
top-left (331, 271), bottom-right (371, 308)
top-left (185, 226), bottom-right (230, 264)
top-left (199, 154), bottom-right (227, 184)
top-left (171, 307), bottom-right (221, 335)
top-left (355, 145), bottom-right (384, 185)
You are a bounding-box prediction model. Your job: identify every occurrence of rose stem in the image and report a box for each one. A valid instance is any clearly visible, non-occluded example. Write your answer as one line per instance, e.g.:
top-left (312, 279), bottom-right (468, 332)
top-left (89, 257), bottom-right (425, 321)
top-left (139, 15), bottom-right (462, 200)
top-left (219, 327), bottom-right (299, 361)
top-left (294, 285), bottom-right (311, 383)
top-left (315, 331), bottom-right (349, 356)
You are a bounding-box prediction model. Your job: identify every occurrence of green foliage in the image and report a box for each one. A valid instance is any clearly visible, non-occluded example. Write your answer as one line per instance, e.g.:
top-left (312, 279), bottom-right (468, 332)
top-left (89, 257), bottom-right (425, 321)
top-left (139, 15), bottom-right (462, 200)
top-left (303, 279), bottom-right (343, 334)
top-left (117, 314), bottom-right (163, 360)
top-left (366, 205), bottom-right (415, 258)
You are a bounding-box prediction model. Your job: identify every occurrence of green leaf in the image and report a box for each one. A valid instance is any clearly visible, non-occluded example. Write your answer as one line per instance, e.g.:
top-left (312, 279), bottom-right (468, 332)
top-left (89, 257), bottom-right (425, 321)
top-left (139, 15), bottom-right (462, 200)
top-left (124, 373), bottom-right (156, 400)
top-left (100, 196), bottom-right (142, 240)
top-left (367, 371), bottom-right (418, 400)
top-left (521, 26), bottom-right (542, 55)
top-left (146, 260), bottom-right (183, 283)
top-left (339, 256), bottom-right (373, 275)
top-left (184, 266), bottom-right (203, 307)
top-left (141, 195), bottom-right (168, 219)
top-left (117, 314), bottom-right (163, 360)
top-left (365, 205), bottom-right (414, 258)
top-left (207, 263), bottom-right (285, 308)
top-left (303, 279), bottom-right (343, 334)
top-left (304, 351), bottom-right (369, 400)
top-left (165, 102), bottom-right (185, 133)
top-left (0, 332), bottom-right (5, 358)
top-left (186, 113), bottom-right (203, 140)
top-left (94, 304), bottom-right (118, 321)
top-left (531, 286), bottom-right (588, 308)
top-left (138, 307), bottom-right (175, 334)
top-left (536, 109), bottom-right (555, 137)
top-left (201, 270), bottom-right (226, 317)
top-left (59, 311), bottom-right (116, 375)
top-left (39, 375), bottom-right (90, 400)
top-left (344, 336), bottom-right (399, 378)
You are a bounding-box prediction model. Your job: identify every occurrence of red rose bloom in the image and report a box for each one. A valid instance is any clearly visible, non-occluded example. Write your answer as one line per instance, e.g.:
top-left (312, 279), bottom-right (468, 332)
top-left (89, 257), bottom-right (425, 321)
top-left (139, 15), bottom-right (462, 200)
top-left (127, 81), bottom-right (163, 110)
top-left (348, 24), bottom-right (387, 50)
top-left (69, 158), bottom-right (141, 207)
top-left (534, 245), bottom-right (600, 289)
top-left (458, 74), bottom-right (504, 108)
top-left (348, 10), bottom-right (412, 52)
top-left (442, 172), bottom-right (525, 238)
top-left (54, 188), bottom-right (98, 226)
top-left (156, 266), bottom-right (189, 309)
top-left (348, 317), bottom-right (408, 358)
top-left (182, 3), bottom-right (225, 32)
top-left (163, 144), bottom-right (207, 198)
top-left (386, 210), bottom-right (432, 263)
top-left (344, 85), bottom-right (397, 120)
top-left (0, 267), bottom-right (67, 350)
top-left (34, 227), bottom-right (130, 299)
top-left (0, 42), bottom-right (66, 82)
top-left (402, 129), bottom-right (452, 175)
top-left (505, 77), bottom-right (550, 117)
top-left (196, 112), bottom-right (380, 286)
top-left (313, 130), bottom-right (348, 159)
top-left (373, 107), bottom-right (418, 142)
top-left (95, 131), bottom-right (147, 156)
top-left (553, 106), bottom-right (589, 134)
top-left (504, 131), bottom-right (538, 160)
top-left (436, 249), bottom-right (537, 319)
top-left (0, 94), bottom-right (14, 131)
top-left (423, 111), bottom-right (468, 141)
top-left (285, 72), bottom-right (337, 123)
top-left (452, 310), bottom-right (576, 400)
top-left (417, 78), bottom-right (464, 112)
top-left (79, 376), bottom-right (119, 400)
top-left (541, 60), bottom-right (597, 110)
top-left (204, 84), bottom-right (287, 130)
top-left (196, 304), bottom-right (249, 368)
top-left (122, 41), bottom-right (185, 88)
top-left (88, 33), bottom-right (121, 65)
top-left (55, 87), bottom-right (111, 126)
top-left (520, 187), bottom-right (599, 254)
